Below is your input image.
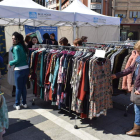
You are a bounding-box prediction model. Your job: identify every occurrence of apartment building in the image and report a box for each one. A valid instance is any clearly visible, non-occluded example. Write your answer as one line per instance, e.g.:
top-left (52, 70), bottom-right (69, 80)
top-left (33, 0), bottom-right (46, 6)
top-left (47, 0), bottom-right (111, 16)
top-left (90, 0), bottom-right (112, 15)
top-left (112, 0), bottom-right (140, 41)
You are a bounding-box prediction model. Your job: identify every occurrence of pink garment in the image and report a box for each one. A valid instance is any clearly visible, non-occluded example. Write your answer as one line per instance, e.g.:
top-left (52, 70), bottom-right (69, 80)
top-left (57, 55), bottom-right (65, 83)
top-left (122, 50), bottom-right (139, 92)
top-left (68, 51), bottom-right (76, 55)
top-left (61, 50), bottom-right (68, 54)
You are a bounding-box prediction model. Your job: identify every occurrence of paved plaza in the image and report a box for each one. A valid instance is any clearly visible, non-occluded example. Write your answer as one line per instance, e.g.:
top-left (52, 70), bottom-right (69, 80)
top-left (1, 74), bottom-right (140, 140)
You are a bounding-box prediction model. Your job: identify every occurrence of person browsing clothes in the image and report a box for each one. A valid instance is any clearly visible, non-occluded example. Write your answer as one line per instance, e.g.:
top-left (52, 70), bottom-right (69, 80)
top-left (112, 41), bottom-right (140, 136)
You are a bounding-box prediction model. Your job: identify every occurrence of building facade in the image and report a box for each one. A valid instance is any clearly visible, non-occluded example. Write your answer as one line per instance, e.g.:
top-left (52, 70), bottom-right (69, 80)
top-left (47, 0), bottom-right (111, 16)
top-left (112, 0), bottom-right (140, 41)
top-left (33, 0), bottom-right (46, 6)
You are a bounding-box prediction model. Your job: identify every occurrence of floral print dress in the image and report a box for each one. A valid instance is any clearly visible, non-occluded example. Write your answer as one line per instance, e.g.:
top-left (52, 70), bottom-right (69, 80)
top-left (89, 58), bottom-right (113, 119)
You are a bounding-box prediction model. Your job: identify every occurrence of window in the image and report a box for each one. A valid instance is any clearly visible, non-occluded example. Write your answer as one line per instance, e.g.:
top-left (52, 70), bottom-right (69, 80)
top-left (115, 14), bottom-right (126, 18)
top-left (130, 11), bottom-right (132, 18)
top-left (129, 11), bottom-right (140, 18)
top-left (91, 0), bottom-right (101, 3)
top-left (92, 9), bottom-right (101, 14)
top-left (138, 12), bottom-right (140, 18)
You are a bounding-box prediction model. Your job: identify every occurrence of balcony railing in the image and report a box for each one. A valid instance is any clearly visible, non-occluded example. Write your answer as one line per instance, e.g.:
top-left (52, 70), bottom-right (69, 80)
top-left (91, 0), bottom-right (101, 3)
top-left (47, 0), bottom-right (56, 5)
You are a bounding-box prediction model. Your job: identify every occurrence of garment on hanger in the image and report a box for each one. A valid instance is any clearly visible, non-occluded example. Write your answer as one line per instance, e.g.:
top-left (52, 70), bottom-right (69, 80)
top-left (89, 58), bottom-right (113, 119)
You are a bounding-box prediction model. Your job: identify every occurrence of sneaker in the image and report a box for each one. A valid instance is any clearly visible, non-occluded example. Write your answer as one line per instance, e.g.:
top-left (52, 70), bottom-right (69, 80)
top-left (13, 104), bottom-right (20, 110)
top-left (20, 104), bottom-right (27, 108)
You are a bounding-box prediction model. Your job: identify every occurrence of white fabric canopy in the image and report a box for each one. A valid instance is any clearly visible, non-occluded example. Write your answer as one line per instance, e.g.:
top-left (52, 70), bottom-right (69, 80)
top-left (0, 0), bottom-right (74, 26)
top-left (63, 0), bottom-right (120, 26)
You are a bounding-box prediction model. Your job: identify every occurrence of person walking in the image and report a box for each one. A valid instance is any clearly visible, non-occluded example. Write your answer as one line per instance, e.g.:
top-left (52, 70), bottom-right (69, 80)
top-left (9, 32), bottom-right (29, 110)
top-left (112, 41), bottom-right (140, 136)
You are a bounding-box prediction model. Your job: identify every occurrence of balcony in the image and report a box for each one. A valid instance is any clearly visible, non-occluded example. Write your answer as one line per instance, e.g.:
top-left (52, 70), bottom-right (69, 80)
top-left (115, 0), bottom-right (128, 2)
top-left (130, 0), bottom-right (140, 2)
top-left (48, 0), bottom-right (57, 5)
top-left (47, 0), bottom-right (59, 9)
top-left (91, 0), bottom-right (101, 3)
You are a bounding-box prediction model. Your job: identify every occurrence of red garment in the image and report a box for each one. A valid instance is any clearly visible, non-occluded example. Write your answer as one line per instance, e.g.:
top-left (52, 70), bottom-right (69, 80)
top-left (78, 62), bottom-right (86, 101)
top-left (78, 62), bottom-right (87, 119)
top-left (33, 52), bottom-right (40, 96)
top-left (81, 113), bottom-right (87, 119)
top-left (44, 54), bottom-right (56, 84)
top-left (44, 53), bottom-right (56, 101)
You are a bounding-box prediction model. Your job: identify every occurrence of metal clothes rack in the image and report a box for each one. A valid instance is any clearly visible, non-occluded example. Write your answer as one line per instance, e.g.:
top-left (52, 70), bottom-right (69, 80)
top-left (30, 43), bottom-right (133, 129)
top-left (33, 44), bottom-right (104, 50)
top-left (31, 44), bottom-right (106, 129)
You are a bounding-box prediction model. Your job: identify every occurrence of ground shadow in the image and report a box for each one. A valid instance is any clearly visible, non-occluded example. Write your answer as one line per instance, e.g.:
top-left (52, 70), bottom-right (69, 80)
top-left (32, 98), bottom-right (135, 136)
top-left (3, 118), bottom-right (53, 140)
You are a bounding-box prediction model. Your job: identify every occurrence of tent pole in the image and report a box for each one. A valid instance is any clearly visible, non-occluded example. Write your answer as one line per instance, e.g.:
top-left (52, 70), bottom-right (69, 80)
top-left (19, 18), bottom-right (21, 33)
top-left (73, 23), bottom-right (76, 42)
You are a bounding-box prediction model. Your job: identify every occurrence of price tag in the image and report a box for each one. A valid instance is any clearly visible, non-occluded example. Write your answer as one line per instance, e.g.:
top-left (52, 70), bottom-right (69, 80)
top-left (95, 50), bottom-right (105, 58)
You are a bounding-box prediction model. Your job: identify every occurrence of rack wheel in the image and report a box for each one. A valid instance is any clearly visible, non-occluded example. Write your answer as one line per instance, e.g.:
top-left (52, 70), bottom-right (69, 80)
top-left (32, 102), bottom-right (35, 105)
top-left (124, 113), bottom-right (127, 117)
top-left (32, 99), bottom-right (35, 105)
top-left (74, 125), bottom-right (78, 129)
top-left (93, 117), bottom-right (97, 120)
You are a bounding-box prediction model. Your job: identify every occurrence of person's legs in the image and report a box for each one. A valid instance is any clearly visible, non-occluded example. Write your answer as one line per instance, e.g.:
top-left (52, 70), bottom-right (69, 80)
top-left (14, 70), bottom-right (24, 106)
top-left (0, 132), bottom-right (3, 140)
top-left (135, 104), bottom-right (140, 126)
top-left (126, 104), bottom-right (140, 136)
top-left (21, 69), bottom-right (29, 105)
top-left (12, 85), bottom-right (16, 97)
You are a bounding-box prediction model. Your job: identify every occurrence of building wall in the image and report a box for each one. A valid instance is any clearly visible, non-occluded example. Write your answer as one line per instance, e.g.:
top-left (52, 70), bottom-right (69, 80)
top-left (112, 0), bottom-right (140, 24)
top-left (90, 0), bottom-right (111, 16)
top-left (33, 0), bottom-right (46, 6)
top-left (112, 0), bottom-right (140, 40)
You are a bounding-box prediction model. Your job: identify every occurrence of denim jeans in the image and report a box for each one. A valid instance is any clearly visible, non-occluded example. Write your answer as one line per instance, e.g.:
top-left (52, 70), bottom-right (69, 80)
top-left (14, 68), bottom-right (29, 106)
top-left (134, 104), bottom-right (140, 126)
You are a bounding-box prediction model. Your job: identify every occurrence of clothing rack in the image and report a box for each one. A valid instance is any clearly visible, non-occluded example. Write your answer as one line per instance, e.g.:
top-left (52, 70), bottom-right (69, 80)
top-left (29, 43), bottom-right (134, 129)
top-left (83, 42), bottom-right (134, 48)
top-left (30, 44), bottom-right (108, 129)
top-left (33, 44), bottom-right (104, 50)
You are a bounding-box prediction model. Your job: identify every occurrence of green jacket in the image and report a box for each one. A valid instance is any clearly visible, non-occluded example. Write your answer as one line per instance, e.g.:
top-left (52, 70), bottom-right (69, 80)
top-left (9, 44), bottom-right (28, 67)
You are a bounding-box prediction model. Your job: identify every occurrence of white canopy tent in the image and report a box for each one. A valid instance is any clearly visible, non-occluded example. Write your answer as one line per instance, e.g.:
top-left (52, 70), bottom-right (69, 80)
top-left (62, 0), bottom-right (120, 43)
top-left (0, 0), bottom-right (74, 50)
top-left (0, 0), bottom-right (74, 26)
top-left (0, 0), bottom-right (120, 46)
top-left (63, 0), bottom-right (120, 27)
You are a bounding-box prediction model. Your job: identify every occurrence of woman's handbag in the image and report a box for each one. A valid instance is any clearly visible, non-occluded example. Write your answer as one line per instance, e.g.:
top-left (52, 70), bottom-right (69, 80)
top-left (3, 52), bottom-right (9, 64)
top-left (130, 88), bottom-right (140, 106)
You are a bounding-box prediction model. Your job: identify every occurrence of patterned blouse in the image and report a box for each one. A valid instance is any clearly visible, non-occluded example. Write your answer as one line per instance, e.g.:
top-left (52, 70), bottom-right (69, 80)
top-left (89, 58), bottom-right (113, 119)
top-left (0, 95), bottom-right (9, 132)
